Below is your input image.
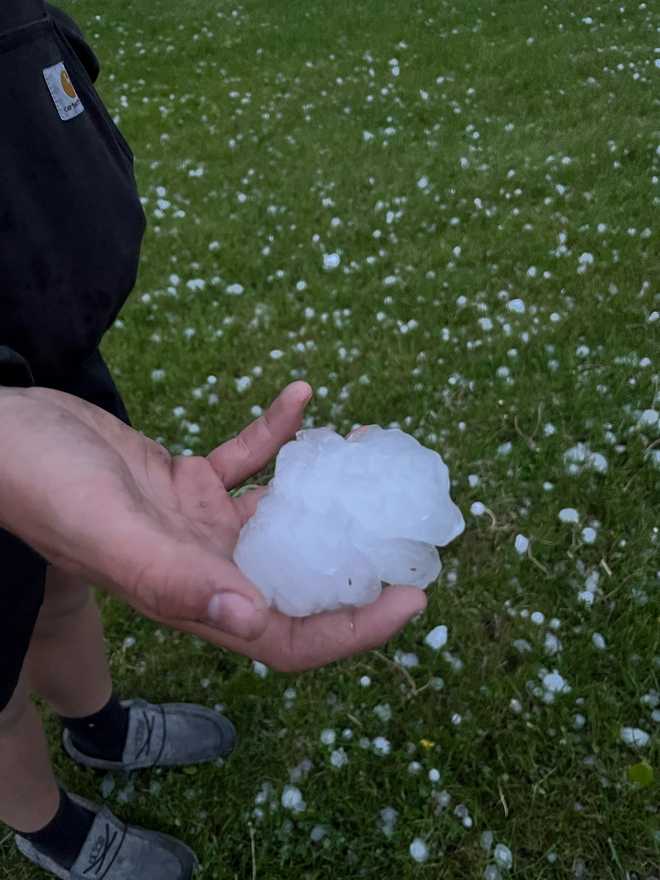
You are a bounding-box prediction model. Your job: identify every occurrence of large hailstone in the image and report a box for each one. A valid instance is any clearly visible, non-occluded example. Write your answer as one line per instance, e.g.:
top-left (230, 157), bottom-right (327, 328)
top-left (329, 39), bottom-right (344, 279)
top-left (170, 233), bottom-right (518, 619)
top-left (234, 426), bottom-right (464, 616)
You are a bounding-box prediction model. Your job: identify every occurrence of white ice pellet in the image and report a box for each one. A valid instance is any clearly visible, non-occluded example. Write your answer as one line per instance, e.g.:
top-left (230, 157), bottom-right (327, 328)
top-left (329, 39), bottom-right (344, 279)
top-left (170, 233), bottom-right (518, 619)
top-left (320, 729), bottom-right (336, 745)
top-left (425, 625), bottom-right (448, 651)
top-left (409, 838), bottom-right (429, 863)
top-left (639, 409), bottom-right (659, 427)
top-left (484, 866), bottom-right (501, 880)
top-left (252, 661), bottom-right (268, 678)
top-left (226, 283), bottom-right (244, 296)
top-left (481, 830), bottom-right (494, 852)
top-left (592, 633), bottom-right (606, 650)
top-left (531, 611), bottom-right (545, 625)
top-left (373, 737), bottom-right (391, 755)
top-left (471, 501), bottom-right (486, 516)
top-left (359, 675), bottom-right (371, 687)
top-left (310, 825), bottom-right (327, 843)
top-left (494, 843), bottom-right (513, 870)
top-left (543, 671), bottom-right (571, 694)
top-left (559, 508), bottom-right (579, 524)
top-left (281, 785), bottom-right (305, 811)
top-left (620, 727), bottom-right (650, 748)
top-left (330, 748), bottom-right (348, 768)
top-left (582, 527), bottom-right (597, 544)
top-left (323, 253), bottom-right (341, 270)
top-left (507, 298), bottom-right (526, 314)
top-left (234, 427), bottom-right (464, 615)
top-left (514, 534), bottom-right (529, 554)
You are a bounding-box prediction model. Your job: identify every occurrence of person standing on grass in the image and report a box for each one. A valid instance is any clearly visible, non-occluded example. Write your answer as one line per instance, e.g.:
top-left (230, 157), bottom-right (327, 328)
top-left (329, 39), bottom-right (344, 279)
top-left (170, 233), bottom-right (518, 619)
top-left (0, 4), bottom-right (425, 878)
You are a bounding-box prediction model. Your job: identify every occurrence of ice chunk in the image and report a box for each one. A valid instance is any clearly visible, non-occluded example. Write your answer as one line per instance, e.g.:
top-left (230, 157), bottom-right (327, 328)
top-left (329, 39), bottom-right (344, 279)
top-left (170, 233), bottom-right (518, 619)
top-left (235, 426), bottom-right (464, 615)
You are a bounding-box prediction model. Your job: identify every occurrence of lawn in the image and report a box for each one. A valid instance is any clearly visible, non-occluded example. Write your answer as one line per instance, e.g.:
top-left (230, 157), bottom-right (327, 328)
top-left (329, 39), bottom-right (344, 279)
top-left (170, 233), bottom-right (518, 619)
top-left (2, 0), bottom-right (658, 877)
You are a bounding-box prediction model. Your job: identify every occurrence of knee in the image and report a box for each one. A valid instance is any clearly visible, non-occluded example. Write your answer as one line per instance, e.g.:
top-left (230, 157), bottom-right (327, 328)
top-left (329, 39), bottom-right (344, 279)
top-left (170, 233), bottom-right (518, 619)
top-left (32, 569), bottom-right (91, 639)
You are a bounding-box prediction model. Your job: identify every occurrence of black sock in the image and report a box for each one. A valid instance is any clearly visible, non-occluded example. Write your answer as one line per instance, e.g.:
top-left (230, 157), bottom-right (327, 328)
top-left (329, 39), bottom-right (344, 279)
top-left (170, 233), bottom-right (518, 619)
top-left (59, 694), bottom-right (130, 762)
top-left (20, 789), bottom-right (95, 870)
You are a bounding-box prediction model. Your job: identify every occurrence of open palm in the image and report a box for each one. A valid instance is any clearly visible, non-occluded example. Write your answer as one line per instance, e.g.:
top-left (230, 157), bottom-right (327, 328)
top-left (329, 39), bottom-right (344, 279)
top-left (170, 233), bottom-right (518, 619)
top-left (0, 382), bottom-right (426, 671)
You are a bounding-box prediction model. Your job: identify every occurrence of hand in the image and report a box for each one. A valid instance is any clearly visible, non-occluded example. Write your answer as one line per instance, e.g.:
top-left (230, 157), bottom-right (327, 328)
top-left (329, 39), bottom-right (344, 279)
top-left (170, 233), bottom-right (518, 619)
top-left (0, 384), bottom-right (426, 670)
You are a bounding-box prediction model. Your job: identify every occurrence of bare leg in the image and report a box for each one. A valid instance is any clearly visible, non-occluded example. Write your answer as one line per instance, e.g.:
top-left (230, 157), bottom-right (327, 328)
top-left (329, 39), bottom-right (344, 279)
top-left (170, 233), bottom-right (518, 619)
top-left (24, 567), bottom-right (112, 718)
top-left (0, 674), bottom-right (60, 833)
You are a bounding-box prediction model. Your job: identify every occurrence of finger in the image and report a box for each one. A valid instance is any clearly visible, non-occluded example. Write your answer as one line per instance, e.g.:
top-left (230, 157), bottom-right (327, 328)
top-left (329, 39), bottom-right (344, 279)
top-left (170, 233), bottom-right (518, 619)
top-left (233, 485), bottom-right (269, 526)
top-left (208, 381), bottom-right (312, 489)
top-left (73, 512), bottom-right (272, 642)
top-left (177, 585), bottom-right (427, 672)
top-left (286, 585), bottom-right (427, 670)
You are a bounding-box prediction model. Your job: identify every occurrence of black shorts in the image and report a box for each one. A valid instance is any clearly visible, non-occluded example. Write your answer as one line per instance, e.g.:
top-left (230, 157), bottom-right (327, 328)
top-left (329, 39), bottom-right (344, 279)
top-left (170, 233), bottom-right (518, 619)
top-left (0, 349), bottom-right (131, 712)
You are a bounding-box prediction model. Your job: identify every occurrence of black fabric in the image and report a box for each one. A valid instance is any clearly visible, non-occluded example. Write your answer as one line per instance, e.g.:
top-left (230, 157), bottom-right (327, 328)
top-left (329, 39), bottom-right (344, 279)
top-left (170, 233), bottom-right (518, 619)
top-left (20, 788), bottom-right (95, 870)
top-left (0, 2), bottom-right (143, 711)
top-left (60, 693), bottom-right (130, 762)
top-left (46, 4), bottom-right (100, 82)
top-left (0, 2), bottom-right (146, 381)
top-left (0, 345), bottom-right (34, 386)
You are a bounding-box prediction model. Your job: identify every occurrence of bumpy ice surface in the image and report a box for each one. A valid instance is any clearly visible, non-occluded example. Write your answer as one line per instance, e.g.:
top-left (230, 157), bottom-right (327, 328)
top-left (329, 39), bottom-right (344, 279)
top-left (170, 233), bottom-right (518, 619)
top-left (234, 426), bottom-right (464, 616)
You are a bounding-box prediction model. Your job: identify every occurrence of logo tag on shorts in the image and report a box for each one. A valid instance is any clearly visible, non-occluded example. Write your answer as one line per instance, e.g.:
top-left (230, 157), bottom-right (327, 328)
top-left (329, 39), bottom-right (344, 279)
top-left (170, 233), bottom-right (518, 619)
top-left (43, 62), bottom-right (84, 121)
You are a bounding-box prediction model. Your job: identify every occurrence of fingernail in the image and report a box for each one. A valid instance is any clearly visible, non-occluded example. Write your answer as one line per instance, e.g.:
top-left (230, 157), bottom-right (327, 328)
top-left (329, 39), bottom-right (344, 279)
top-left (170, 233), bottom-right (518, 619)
top-left (206, 593), bottom-right (264, 639)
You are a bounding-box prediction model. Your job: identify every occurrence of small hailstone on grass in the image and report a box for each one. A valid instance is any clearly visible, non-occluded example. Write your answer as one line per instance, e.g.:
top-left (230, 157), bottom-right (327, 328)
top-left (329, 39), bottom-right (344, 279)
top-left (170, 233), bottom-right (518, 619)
top-left (226, 283), bottom-right (244, 296)
top-left (582, 527), bottom-right (597, 544)
top-left (484, 866), bottom-right (501, 880)
top-left (234, 426), bottom-right (464, 616)
top-left (310, 825), bottom-right (327, 843)
top-left (514, 534), bottom-right (529, 555)
top-left (425, 625), bottom-right (448, 650)
top-left (330, 748), bottom-right (348, 768)
top-left (235, 376), bottom-right (252, 393)
top-left (320, 728), bottom-right (336, 746)
top-left (471, 501), bottom-right (486, 516)
top-left (408, 761), bottom-right (422, 774)
top-left (592, 632), bottom-right (607, 650)
top-left (494, 843), bottom-right (513, 870)
top-left (507, 298), bottom-right (526, 314)
top-left (409, 838), bottom-right (429, 863)
top-left (559, 508), bottom-right (579, 524)
top-left (543, 671), bottom-right (571, 696)
top-left (252, 661), bottom-right (268, 678)
top-left (639, 409), bottom-right (659, 427)
top-left (373, 736), bottom-right (391, 755)
top-left (620, 727), bottom-right (650, 748)
top-left (574, 713), bottom-right (587, 730)
top-left (481, 830), bottom-right (494, 852)
top-left (395, 651), bottom-right (419, 668)
top-left (428, 768), bottom-right (441, 783)
top-left (531, 611), bottom-right (545, 625)
top-left (323, 252), bottom-right (341, 270)
top-left (374, 703), bottom-right (392, 722)
top-left (281, 785), bottom-right (305, 812)
top-left (359, 675), bottom-right (371, 687)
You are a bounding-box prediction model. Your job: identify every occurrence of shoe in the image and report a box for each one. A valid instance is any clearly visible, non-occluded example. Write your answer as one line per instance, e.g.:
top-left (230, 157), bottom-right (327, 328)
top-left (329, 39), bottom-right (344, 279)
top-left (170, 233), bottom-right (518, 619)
top-left (15, 792), bottom-right (198, 879)
top-left (63, 699), bottom-right (236, 772)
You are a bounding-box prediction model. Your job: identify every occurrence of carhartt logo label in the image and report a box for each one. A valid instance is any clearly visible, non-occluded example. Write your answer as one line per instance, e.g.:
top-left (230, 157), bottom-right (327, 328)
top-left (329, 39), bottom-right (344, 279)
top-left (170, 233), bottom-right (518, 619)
top-left (43, 62), bottom-right (84, 121)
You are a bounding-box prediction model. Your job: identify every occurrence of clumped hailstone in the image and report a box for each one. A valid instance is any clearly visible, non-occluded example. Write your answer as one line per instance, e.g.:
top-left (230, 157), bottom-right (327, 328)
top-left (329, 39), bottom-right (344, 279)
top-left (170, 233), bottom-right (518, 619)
top-left (234, 426), bottom-right (464, 615)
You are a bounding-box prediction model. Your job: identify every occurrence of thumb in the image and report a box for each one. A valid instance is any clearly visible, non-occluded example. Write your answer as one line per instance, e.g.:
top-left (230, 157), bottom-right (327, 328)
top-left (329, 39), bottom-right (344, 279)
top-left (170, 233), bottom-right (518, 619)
top-left (83, 518), bottom-right (271, 641)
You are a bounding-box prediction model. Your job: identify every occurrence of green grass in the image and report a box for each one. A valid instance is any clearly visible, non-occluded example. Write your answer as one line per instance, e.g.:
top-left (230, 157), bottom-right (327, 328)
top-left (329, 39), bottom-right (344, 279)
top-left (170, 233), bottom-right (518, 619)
top-left (2, 0), bottom-right (659, 877)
